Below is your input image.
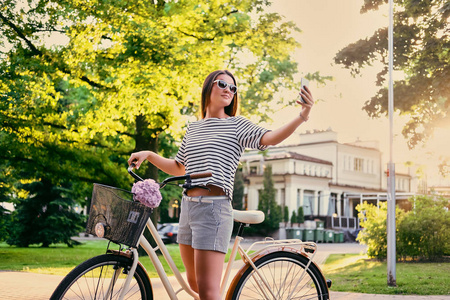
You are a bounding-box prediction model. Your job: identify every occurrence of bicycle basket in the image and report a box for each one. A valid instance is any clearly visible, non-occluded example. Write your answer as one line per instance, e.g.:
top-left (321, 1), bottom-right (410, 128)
top-left (86, 183), bottom-right (153, 248)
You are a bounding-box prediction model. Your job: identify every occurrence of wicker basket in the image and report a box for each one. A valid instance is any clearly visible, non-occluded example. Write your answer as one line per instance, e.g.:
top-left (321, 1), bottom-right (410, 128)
top-left (86, 183), bottom-right (152, 248)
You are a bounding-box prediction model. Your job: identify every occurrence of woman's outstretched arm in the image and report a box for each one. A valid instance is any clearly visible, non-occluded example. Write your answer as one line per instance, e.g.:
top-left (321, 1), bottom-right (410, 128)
top-left (261, 86), bottom-right (314, 146)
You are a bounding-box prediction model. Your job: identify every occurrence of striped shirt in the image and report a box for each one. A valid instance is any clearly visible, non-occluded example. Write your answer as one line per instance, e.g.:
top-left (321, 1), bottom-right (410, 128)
top-left (175, 116), bottom-right (270, 198)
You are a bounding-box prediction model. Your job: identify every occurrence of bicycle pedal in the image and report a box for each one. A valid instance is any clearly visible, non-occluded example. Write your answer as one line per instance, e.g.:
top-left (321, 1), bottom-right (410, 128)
top-left (327, 279), bottom-right (332, 288)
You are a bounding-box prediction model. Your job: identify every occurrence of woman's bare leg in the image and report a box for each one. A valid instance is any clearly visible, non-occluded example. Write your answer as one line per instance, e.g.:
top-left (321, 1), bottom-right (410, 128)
top-left (179, 243), bottom-right (198, 293)
top-left (194, 249), bottom-right (226, 300)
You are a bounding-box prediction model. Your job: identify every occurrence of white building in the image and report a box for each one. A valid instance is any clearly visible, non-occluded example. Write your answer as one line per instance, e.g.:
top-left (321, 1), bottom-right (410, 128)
top-left (240, 129), bottom-right (417, 229)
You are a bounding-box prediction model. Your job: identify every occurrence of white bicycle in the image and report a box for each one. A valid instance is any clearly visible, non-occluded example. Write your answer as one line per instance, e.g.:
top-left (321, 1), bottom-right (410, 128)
top-left (50, 166), bottom-right (331, 299)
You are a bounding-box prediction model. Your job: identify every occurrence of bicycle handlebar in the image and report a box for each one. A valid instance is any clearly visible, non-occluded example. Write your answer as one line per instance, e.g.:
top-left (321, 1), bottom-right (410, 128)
top-left (127, 164), bottom-right (212, 188)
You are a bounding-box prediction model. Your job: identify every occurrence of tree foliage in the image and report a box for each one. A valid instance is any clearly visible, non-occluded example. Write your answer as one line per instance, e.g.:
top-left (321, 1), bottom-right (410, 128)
top-left (356, 196), bottom-right (449, 260)
top-left (397, 195), bottom-right (450, 260)
top-left (335, 0), bottom-right (450, 150)
top-left (290, 210), bottom-right (297, 226)
top-left (297, 206), bottom-right (304, 224)
top-left (7, 179), bottom-right (85, 247)
top-left (257, 165), bottom-right (282, 234)
top-left (233, 169), bottom-right (245, 210)
top-left (283, 205), bottom-right (289, 223)
top-left (1, 0), bottom-right (305, 245)
top-left (356, 201), bottom-right (406, 259)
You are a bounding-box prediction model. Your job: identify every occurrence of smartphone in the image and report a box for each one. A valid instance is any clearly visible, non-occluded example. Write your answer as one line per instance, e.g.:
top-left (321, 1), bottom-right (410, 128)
top-left (299, 78), bottom-right (309, 104)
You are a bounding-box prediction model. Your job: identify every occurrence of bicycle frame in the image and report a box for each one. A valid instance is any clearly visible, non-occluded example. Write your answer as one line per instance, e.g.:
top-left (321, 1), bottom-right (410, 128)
top-left (118, 218), bottom-right (320, 300)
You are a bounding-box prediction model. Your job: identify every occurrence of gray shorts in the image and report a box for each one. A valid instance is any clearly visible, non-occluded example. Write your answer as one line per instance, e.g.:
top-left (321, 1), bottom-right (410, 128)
top-left (177, 194), bottom-right (233, 254)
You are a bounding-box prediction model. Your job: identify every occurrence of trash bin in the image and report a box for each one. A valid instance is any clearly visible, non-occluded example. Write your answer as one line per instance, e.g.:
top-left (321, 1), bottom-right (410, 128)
top-left (293, 228), bottom-right (303, 240)
top-left (324, 230), bottom-right (334, 243)
top-left (338, 232), bottom-right (344, 243)
top-left (316, 220), bottom-right (325, 229)
top-left (303, 229), bottom-right (315, 241)
top-left (334, 231), bottom-right (344, 243)
top-left (314, 229), bottom-right (324, 243)
top-left (286, 228), bottom-right (295, 239)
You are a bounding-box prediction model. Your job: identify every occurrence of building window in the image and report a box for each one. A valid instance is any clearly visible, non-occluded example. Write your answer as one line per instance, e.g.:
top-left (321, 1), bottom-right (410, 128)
top-left (354, 158), bottom-right (363, 172)
top-left (250, 166), bottom-right (257, 175)
top-left (303, 191), bottom-right (314, 216)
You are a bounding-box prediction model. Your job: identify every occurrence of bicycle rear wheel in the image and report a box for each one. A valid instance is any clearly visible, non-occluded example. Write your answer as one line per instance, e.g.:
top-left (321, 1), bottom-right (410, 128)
top-left (50, 254), bottom-right (152, 300)
top-left (229, 251), bottom-right (328, 300)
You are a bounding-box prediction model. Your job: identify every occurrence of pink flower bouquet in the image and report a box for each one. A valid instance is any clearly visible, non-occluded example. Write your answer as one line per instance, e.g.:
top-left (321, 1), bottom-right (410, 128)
top-left (131, 179), bottom-right (162, 208)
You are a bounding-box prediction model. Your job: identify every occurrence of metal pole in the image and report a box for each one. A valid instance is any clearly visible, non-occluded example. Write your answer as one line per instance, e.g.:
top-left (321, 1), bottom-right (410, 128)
top-left (387, 0), bottom-right (397, 287)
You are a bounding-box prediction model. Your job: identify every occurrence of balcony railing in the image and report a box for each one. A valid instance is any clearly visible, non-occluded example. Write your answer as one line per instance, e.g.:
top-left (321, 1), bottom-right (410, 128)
top-left (327, 216), bottom-right (358, 230)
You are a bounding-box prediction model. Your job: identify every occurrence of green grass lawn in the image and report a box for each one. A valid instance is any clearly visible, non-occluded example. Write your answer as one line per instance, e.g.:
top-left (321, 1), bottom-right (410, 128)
top-left (322, 253), bottom-right (450, 295)
top-left (4, 241), bottom-right (448, 295)
top-left (0, 240), bottom-right (244, 278)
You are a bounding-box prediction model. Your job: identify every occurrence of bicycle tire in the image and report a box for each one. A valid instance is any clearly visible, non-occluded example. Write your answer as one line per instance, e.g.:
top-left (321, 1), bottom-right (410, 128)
top-left (228, 251), bottom-right (329, 300)
top-left (50, 254), bottom-right (153, 300)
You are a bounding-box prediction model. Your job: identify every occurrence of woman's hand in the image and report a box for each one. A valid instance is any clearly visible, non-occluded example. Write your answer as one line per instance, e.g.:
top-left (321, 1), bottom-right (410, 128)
top-left (128, 151), bottom-right (152, 169)
top-left (296, 86), bottom-right (314, 120)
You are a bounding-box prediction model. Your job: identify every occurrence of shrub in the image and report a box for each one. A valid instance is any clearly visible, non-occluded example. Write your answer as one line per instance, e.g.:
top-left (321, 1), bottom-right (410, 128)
top-left (297, 207), bottom-right (305, 224)
top-left (256, 165), bottom-right (282, 235)
top-left (356, 201), bottom-right (405, 260)
top-left (290, 211), bottom-right (297, 226)
top-left (283, 206), bottom-right (289, 223)
top-left (357, 195), bottom-right (450, 261)
top-left (397, 195), bottom-right (450, 261)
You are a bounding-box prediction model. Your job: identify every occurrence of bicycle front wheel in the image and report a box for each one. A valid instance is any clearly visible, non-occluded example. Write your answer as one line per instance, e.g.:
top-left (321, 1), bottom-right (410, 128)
top-left (229, 251), bottom-right (328, 300)
top-left (50, 254), bottom-right (153, 300)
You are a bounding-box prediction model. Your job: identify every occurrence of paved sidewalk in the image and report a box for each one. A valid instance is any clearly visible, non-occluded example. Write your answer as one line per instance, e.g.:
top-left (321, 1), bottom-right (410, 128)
top-left (1, 242), bottom-right (449, 299)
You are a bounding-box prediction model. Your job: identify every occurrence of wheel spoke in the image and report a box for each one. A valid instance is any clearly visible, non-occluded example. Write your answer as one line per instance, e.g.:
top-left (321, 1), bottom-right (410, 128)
top-left (51, 255), bottom-right (151, 300)
top-left (231, 252), bottom-right (327, 300)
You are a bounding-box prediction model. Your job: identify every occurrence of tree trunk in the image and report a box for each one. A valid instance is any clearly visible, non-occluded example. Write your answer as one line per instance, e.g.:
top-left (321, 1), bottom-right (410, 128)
top-left (135, 115), bottom-right (160, 250)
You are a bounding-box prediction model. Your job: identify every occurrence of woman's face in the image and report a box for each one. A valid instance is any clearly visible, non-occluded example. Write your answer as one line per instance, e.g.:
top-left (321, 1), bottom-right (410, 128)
top-left (208, 74), bottom-right (235, 111)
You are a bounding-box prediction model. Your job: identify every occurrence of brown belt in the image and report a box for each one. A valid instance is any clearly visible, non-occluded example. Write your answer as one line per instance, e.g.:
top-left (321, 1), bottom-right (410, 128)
top-left (186, 185), bottom-right (227, 197)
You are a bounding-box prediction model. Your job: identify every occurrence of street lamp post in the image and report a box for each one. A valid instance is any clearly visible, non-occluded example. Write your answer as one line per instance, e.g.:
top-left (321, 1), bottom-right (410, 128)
top-left (387, 0), bottom-right (397, 287)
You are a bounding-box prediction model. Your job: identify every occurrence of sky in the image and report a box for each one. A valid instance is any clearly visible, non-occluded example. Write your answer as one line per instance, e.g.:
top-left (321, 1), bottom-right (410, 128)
top-left (258, 0), bottom-right (450, 186)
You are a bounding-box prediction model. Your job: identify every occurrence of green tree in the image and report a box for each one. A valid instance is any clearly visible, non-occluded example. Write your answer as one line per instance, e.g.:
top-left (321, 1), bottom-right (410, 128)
top-left (233, 169), bottom-right (245, 210)
top-left (356, 201), bottom-right (406, 260)
top-left (1, 0), bottom-right (303, 189)
top-left (257, 165), bottom-right (282, 235)
top-left (7, 179), bottom-right (84, 247)
top-left (290, 210), bottom-right (297, 226)
top-left (1, 0), bottom-right (312, 245)
top-left (397, 195), bottom-right (450, 260)
top-left (283, 205), bottom-right (289, 223)
top-left (335, 0), bottom-right (450, 154)
top-left (297, 206), bottom-right (305, 224)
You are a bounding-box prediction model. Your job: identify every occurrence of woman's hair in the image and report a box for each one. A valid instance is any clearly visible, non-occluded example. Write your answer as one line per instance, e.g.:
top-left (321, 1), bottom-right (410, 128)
top-left (201, 70), bottom-right (238, 118)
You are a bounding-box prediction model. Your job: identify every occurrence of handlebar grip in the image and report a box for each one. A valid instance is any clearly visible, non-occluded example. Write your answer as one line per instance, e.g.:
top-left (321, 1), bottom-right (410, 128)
top-left (190, 172), bottom-right (212, 179)
top-left (127, 163), bottom-right (144, 182)
top-left (127, 163), bottom-right (136, 173)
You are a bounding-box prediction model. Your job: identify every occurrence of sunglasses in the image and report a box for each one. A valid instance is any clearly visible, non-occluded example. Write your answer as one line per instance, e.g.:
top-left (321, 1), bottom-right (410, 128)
top-left (213, 79), bottom-right (238, 94)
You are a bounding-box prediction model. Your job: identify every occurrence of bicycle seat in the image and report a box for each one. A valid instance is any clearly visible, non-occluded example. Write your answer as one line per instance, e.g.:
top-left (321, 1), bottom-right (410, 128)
top-left (233, 210), bottom-right (265, 224)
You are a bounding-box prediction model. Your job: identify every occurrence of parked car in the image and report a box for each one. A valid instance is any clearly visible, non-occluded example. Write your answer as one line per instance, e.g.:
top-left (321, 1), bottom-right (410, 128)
top-left (157, 223), bottom-right (179, 244)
